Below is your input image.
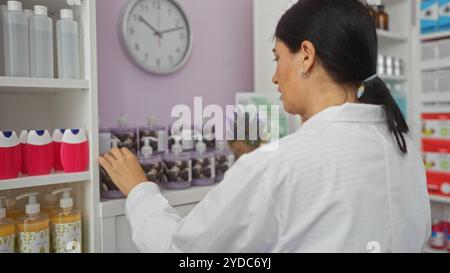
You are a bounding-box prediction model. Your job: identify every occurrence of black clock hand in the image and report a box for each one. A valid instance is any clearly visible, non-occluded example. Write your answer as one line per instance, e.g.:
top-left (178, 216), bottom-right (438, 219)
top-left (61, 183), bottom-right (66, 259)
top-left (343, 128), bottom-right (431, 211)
top-left (138, 16), bottom-right (162, 37)
top-left (159, 26), bottom-right (184, 35)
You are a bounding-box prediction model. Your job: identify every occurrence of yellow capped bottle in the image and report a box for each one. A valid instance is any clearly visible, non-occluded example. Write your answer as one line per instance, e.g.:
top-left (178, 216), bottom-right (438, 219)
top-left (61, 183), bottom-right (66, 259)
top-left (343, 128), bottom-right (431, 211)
top-left (51, 188), bottom-right (82, 253)
top-left (16, 192), bottom-right (50, 253)
top-left (0, 196), bottom-right (15, 253)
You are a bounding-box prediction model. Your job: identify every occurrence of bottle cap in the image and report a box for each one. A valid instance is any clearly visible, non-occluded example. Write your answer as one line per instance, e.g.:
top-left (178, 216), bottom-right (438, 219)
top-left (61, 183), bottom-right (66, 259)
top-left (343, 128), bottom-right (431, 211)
top-left (141, 137), bottom-right (154, 158)
top-left (171, 136), bottom-right (183, 155)
top-left (34, 5), bottom-right (47, 16)
top-left (23, 9), bottom-right (33, 18)
top-left (16, 193), bottom-right (40, 215)
top-left (7, 1), bottom-right (22, 11)
top-left (52, 188), bottom-right (73, 209)
top-left (60, 9), bottom-right (73, 19)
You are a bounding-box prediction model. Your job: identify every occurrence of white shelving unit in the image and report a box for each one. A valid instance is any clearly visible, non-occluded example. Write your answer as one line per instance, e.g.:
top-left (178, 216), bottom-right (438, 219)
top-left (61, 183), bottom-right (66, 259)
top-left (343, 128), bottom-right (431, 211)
top-left (0, 0), bottom-right (99, 252)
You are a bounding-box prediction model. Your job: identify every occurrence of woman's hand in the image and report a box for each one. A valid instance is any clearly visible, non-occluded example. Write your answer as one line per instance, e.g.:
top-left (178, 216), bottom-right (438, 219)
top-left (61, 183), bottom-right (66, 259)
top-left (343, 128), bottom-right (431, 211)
top-left (99, 147), bottom-right (148, 196)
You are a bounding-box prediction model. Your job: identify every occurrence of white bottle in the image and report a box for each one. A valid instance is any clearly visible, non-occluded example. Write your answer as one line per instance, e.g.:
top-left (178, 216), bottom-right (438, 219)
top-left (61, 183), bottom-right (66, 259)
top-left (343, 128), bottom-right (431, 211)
top-left (30, 5), bottom-right (54, 78)
top-left (0, 5), bottom-right (8, 76)
top-left (3, 1), bottom-right (30, 77)
top-left (56, 9), bottom-right (80, 79)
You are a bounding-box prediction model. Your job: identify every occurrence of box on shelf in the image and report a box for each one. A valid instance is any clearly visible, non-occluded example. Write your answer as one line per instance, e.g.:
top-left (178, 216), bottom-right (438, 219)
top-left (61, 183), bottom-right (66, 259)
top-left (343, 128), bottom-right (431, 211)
top-left (421, 0), bottom-right (440, 34)
top-left (422, 113), bottom-right (450, 139)
top-left (423, 139), bottom-right (450, 173)
top-left (426, 172), bottom-right (450, 197)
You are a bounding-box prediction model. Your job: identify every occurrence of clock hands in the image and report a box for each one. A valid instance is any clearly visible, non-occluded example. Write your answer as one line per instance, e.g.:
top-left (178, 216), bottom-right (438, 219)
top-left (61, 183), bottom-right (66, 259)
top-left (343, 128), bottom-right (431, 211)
top-left (138, 15), bottom-right (162, 38)
top-left (158, 26), bottom-right (184, 35)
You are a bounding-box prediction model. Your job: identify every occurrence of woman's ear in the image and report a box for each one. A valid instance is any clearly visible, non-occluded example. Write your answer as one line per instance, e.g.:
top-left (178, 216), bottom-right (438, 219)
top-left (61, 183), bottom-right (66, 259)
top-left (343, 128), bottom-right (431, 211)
top-left (299, 40), bottom-right (316, 76)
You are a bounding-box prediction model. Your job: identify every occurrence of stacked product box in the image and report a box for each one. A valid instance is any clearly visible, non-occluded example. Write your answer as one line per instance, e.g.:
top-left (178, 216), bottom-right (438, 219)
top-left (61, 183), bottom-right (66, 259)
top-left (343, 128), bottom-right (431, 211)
top-left (422, 113), bottom-right (450, 197)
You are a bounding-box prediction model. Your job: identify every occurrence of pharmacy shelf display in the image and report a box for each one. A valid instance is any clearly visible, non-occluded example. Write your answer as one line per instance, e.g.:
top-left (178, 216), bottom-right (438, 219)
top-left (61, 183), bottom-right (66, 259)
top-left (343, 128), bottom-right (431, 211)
top-left (0, 0), bottom-right (100, 252)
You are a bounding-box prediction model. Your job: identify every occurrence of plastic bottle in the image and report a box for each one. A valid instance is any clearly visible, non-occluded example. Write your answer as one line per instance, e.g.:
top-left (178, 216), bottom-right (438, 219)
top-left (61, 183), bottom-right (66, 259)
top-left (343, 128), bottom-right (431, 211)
top-left (56, 9), bottom-right (80, 79)
top-left (4, 194), bottom-right (23, 220)
top-left (430, 219), bottom-right (446, 250)
top-left (0, 131), bottom-right (22, 180)
top-left (51, 188), bottom-right (82, 253)
top-left (139, 116), bottom-right (167, 155)
top-left (3, 1), bottom-right (30, 77)
top-left (52, 129), bottom-right (66, 171)
top-left (16, 192), bottom-right (50, 253)
top-left (0, 5), bottom-right (8, 76)
top-left (60, 129), bottom-right (89, 173)
top-left (30, 5), bottom-right (54, 78)
top-left (25, 130), bottom-right (54, 176)
top-left (162, 136), bottom-right (192, 190)
top-left (140, 137), bottom-right (162, 184)
top-left (215, 141), bottom-right (235, 183)
top-left (191, 139), bottom-right (215, 186)
top-left (0, 196), bottom-right (15, 253)
top-left (42, 190), bottom-right (58, 217)
top-left (377, 5), bottom-right (389, 31)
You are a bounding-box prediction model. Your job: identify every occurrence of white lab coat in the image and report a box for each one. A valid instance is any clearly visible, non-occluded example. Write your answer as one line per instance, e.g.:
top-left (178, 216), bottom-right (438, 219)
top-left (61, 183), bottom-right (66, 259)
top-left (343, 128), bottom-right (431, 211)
top-left (126, 103), bottom-right (431, 253)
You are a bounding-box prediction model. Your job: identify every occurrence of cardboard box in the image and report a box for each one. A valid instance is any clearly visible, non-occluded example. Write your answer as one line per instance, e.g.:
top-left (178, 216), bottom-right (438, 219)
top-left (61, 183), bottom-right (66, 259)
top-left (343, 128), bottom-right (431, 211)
top-left (421, 0), bottom-right (440, 34)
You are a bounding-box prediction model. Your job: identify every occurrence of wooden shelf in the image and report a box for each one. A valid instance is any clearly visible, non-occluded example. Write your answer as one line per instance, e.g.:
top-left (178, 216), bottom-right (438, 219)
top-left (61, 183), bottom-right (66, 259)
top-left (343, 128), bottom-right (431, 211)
top-left (421, 30), bottom-right (450, 41)
top-left (377, 30), bottom-right (407, 44)
top-left (0, 171), bottom-right (91, 191)
top-left (100, 184), bottom-right (217, 218)
top-left (429, 194), bottom-right (450, 204)
top-left (0, 77), bottom-right (89, 94)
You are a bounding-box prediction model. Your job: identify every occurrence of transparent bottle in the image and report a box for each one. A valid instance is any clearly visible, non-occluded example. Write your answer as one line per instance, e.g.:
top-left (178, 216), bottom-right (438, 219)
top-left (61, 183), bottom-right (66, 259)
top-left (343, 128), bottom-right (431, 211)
top-left (0, 196), bottom-right (16, 253)
top-left (3, 1), bottom-right (30, 77)
top-left (0, 5), bottom-right (8, 76)
top-left (56, 9), bottom-right (80, 79)
top-left (30, 5), bottom-right (54, 78)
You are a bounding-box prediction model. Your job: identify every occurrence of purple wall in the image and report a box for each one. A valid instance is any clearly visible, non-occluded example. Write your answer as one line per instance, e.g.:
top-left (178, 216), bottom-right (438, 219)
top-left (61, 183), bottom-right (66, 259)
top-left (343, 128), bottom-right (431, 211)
top-left (96, 0), bottom-right (254, 128)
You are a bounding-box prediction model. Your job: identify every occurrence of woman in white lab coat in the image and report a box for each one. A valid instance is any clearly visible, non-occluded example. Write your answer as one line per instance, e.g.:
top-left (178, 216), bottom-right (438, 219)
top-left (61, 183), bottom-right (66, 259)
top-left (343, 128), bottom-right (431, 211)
top-left (100, 0), bottom-right (431, 253)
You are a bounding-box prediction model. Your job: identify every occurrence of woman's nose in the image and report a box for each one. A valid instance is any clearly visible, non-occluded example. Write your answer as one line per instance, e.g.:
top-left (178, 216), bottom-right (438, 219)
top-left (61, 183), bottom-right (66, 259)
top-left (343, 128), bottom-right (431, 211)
top-left (272, 74), bottom-right (278, 85)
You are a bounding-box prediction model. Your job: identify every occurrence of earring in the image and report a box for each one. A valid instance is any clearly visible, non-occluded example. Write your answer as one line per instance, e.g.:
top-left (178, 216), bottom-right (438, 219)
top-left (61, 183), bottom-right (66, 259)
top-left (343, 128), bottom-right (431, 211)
top-left (301, 71), bottom-right (309, 78)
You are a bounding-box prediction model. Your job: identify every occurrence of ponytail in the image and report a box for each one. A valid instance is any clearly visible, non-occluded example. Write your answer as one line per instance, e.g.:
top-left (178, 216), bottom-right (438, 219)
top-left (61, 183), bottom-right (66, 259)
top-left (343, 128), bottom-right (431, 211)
top-left (359, 76), bottom-right (409, 154)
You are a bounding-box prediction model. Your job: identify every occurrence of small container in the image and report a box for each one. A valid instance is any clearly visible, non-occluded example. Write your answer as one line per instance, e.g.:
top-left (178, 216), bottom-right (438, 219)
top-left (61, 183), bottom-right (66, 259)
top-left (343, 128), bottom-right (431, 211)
top-left (0, 196), bottom-right (16, 253)
top-left (29, 5), bottom-right (54, 78)
top-left (162, 137), bottom-right (192, 190)
top-left (139, 117), bottom-right (167, 155)
top-left (110, 114), bottom-right (138, 155)
top-left (168, 124), bottom-right (195, 152)
top-left (140, 137), bottom-right (163, 184)
top-left (0, 5), bottom-right (8, 76)
top-left (52, 129), bottom-right (65, 171)
top-left (3, 1), bottom-right (30, 77)
top-left (215, 141), bottom-right (235, 183)
top-left (377, 54), bottom-right (385, 76)
top-left (191, 140), bottom-right (215, 186)
top-left (61, 129), bottom-right (89, 173)
top-left (0, 131), bottom-right (21, 180)
top-left (430, 219), bottom-right (446, 250)
top-left (25, 130), bottom-right (54, 176)
top-left (100, 139), bottom-right (124, 200)
top-left (385, 56), bottom-right (394, 76)
top-left (56, 9), bottom-right (80, 79)
top-left (19, 130), bottom-right (28, 174)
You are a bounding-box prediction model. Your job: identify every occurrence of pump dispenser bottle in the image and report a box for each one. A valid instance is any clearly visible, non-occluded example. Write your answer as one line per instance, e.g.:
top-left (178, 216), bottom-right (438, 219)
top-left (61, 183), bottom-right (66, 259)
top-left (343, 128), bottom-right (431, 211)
top-left (215, 141), bottom-right (235, 183)
top-left (4, 194), bottom-right (23, 220)
top-left (16, 192), bottom-right (50, 253)
top-left (191, 138), bottom-right (215, 186)
top-left (162, 136), bottom-right (192, 189)
top-left (0, 196), bottom-right (15, 253)
top-left (51, 188), bottom-right (82, 253)
top-left (139, 116), bottom-right (167, 155)
top-left (140, 137), bottom-right (162, 184)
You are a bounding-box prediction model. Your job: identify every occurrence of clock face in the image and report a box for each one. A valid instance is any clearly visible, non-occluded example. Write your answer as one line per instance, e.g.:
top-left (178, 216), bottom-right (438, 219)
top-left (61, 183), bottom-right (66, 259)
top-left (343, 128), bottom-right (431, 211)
top-left (121, 0), bottom-right (192, 74)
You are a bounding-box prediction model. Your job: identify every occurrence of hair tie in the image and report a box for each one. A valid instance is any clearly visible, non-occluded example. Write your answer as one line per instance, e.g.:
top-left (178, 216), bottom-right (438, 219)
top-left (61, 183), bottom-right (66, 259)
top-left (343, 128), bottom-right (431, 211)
top-left (364, 74), bottom-right (378, 84)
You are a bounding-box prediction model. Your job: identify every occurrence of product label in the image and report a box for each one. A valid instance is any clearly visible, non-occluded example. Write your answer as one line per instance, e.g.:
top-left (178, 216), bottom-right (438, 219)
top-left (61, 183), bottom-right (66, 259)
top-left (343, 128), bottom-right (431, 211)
top-left (431, 231), bottom-right (446, 247)
top-left (422, 120), bottom-right (450, 139)
top-left (0, 234), bottom-right (15, 253)
top-left (51, 221), bottom-right (82, 253)
top-left (18, 229), bottom-right (50, 253)
top-left (423, 152), bottom-right (450, 173)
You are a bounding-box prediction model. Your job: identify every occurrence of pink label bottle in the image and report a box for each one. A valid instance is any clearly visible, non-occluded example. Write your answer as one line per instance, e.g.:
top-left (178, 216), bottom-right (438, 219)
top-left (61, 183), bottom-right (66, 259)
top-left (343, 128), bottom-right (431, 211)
top-left (0, 131), bottom-right (22, 180)
top-left (61, 129), bottom-right (89, 173)
top-left (52, 129), bottom-right (65, 171)
top-left (25, 130), bottom-right (54, 176)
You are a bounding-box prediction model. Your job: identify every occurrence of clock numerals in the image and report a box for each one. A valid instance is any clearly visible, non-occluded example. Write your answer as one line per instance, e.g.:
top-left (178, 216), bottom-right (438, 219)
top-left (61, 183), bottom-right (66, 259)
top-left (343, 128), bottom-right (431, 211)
top-left (153, 1), bottom-right (161, 10)
top-left (129, 27), bottom-right (135, 35)
top-left (134, 43), bottom-right (140, 51)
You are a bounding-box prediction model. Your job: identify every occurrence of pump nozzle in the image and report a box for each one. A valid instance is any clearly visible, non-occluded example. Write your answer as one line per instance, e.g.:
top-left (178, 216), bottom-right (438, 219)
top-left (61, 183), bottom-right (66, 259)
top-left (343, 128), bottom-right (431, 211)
top-left (0, 196), bottom-right (6, 218)
top-left (16, 192), bottom-right (40, 215)
top-left (141, 137), bottom-right (155, 159)
top-left (111, 138), bottom-right (121, 148)
top-left (52, 188), bottom-right (73, 209)
top-left (171, 135), bottom-right (183, 155)
top-left (194, 133), bottom-right (206, 154)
